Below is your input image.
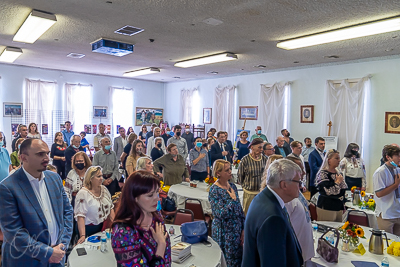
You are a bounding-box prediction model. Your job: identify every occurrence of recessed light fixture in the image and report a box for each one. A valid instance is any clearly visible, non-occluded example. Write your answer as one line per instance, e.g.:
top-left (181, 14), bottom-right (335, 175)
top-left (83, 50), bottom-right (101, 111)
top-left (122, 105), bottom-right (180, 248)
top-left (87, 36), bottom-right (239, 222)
top-left (277, 16), bottom-right (400, 50)
top-left (174, 52), bottom-right (238, 68)
top-left (67, 53), bottom-right (85, 59)
top-left (0, 47), bottom-right (23, 63)
top-left (123, 67), bottom-right (160, 77)
top-left (13, 10), bottom-right (57, 44)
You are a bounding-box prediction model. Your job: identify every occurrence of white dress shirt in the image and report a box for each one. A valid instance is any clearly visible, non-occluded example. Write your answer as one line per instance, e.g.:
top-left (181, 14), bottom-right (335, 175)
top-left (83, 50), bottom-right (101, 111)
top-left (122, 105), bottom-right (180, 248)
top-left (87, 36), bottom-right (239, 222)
top-left (23, 167), bottom-right (59, 246)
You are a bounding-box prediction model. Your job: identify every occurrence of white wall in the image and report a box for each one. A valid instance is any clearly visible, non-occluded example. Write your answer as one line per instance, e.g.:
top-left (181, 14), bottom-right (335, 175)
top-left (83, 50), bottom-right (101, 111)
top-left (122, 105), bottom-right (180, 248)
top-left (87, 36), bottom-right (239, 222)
top-left (0, 63), bottom-right (165, 149)
top-left (164, 56), bottom-right (400, 191)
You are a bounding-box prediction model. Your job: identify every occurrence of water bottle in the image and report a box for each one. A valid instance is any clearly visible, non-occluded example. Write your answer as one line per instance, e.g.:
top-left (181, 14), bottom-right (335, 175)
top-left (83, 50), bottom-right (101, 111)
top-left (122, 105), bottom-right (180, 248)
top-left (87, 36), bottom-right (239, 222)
top-left (325, 233), bottom-right (334, 245)
top-left (381, 256), bottom-right (389, 267)
top-left (100, 231), bottom-right (107, 252)
top-left (312, 223), bottom-right (318, 241)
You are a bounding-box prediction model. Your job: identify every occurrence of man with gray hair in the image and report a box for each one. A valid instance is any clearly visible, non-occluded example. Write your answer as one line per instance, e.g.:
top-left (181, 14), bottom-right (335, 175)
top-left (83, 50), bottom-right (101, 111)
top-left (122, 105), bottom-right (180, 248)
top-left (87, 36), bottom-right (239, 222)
top-left (64, 135), bottom-right (83, 176)
top-left (93, 123), bottom-right (112, 152)
top-left (242, 159), bottom-right (303, 267)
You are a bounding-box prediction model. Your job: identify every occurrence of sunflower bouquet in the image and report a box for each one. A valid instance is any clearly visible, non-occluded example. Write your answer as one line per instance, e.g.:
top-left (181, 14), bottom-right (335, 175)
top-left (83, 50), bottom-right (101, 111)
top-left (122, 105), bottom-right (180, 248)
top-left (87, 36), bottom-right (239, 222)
top-left (159, 180), bottom-right (171, 193)
top-left (357, 198), bottom-right (376, 211)
top-left (233, 159), bottom-right (241, 169)
top-left (205, 176), bottom-right (217, 186)
top-left (387, 241), bottom-right (400, 256)
top-left (338, 221), bottom-right (366, 247)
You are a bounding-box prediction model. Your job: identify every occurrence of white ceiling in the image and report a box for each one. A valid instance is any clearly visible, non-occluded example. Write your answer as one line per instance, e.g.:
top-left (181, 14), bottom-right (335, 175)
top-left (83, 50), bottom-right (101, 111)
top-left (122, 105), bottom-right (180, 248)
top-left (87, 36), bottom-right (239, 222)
top-left (1, 0), bottom-right (400, 82)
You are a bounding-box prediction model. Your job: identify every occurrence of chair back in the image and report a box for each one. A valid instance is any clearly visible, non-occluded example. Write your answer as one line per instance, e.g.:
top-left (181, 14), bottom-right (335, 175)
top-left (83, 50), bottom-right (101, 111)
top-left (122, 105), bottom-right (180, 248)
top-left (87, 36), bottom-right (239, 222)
top-left (185, 198), bottom-right (205, 221)
top-left (173, 209), bottom-right (194, 225)
top-left (309, 202), bottom-right (318, 221)
top-left (347, 210), bottom-right (370, 227)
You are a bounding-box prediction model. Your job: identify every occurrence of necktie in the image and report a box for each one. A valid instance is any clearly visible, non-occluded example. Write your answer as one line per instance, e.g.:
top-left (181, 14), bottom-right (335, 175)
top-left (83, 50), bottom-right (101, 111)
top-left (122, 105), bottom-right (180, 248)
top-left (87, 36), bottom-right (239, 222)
top-left (282, 206), bottom-right (302, 254)
top-left (220, 143), bottom-right (226, 160)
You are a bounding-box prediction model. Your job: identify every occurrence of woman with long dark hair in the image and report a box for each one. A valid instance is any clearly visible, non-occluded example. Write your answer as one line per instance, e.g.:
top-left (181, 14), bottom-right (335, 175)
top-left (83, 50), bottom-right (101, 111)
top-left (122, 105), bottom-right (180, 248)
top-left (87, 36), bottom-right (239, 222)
top-left (126, 140), bottom-right (145, 176)
top-left (112, 171), bottom-right (171, 267)
top-left (340, 143), bottom-right (366, 191)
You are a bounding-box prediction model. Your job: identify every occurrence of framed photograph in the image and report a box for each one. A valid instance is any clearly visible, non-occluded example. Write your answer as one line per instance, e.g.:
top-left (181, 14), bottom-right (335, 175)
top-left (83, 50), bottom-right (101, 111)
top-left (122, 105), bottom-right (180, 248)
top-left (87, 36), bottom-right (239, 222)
top-left (93, 106), bottom-right (108, 119)
top-left (106, 125), bottom-right (111, 134)
top-left (11, 124), bottom-right (19, 136)
top-left (239, 106), bottom-right (258, 120)
top-left (301, 105), bottom-right (314, 123)
top-left (385, 112), bottom-right (400, 133)
top-left (203, 108), bottom-right (212, 124)
top-left (3, 102), bottom-right (23, 117)
top-left (92, 124), bottom-right (97, 134)
top-left (42, 124), bottom-right (48, 135)
top-left (84, 124), bottom-right (91, 134)
top-left (135, 107), bottom-right (164, 126)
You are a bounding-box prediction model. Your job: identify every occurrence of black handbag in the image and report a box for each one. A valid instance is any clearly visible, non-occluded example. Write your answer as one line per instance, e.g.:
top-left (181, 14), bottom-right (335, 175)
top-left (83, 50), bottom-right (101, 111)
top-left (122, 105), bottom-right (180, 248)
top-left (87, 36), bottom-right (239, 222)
top-left (161, 196), bottom-right (176, 211)
top-left (181, 221), bottom-right (208, 244)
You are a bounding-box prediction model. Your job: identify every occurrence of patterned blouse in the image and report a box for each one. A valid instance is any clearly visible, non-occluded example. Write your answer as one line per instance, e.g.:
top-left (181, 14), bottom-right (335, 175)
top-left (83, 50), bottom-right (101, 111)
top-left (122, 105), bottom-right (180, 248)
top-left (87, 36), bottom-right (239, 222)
top-left (316, 170), bottom-right (347, 211)
top-left (237, 154), bottom-right (268, 191)
top-left (112, 214), bottom-right (171, 267)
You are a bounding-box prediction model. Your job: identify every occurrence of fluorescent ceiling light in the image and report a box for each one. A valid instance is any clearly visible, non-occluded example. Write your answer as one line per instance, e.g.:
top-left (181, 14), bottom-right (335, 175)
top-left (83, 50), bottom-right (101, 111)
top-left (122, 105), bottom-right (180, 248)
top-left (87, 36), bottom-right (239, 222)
top-left (123, 67), bottom-right (160, 77)
top-left (13, 10), bottom-right (57, 43)
top-left (277, 16), bottom-right (400, 50)
top-left (0, 47), bottom-right (23, 63)
top-left (174, 52), bottom-right (238, 68)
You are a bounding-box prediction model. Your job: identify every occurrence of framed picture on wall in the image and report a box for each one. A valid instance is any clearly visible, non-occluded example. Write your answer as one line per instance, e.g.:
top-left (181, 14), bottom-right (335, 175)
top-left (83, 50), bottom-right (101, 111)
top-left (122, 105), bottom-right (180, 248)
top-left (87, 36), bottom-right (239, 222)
top-left (239, 106), bottom-right (258, 120)
top-left (11, 124), bottom-right (19, 136)
top-left (203, 108), bottom-right (212, 124)
top-left (135, 107), bottom-right (164, 126)
top-left (93, 106), bottom-right (108, 119)
top-left (3, 102), bottom-right (23, 117)
top-left (84, 124), bottom-right (91, 134)
top-left (385, 112), bottom-right (400, 134)
top-left (300, 105), bottom-right (314, 123)
top-left (42, 124), bottom-right (48, 135)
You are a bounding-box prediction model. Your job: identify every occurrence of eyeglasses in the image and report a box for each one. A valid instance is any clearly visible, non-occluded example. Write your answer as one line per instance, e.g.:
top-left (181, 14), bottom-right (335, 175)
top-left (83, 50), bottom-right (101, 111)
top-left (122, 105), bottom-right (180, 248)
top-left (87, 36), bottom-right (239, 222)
top-left (285, 179), bottom-right (302, 185)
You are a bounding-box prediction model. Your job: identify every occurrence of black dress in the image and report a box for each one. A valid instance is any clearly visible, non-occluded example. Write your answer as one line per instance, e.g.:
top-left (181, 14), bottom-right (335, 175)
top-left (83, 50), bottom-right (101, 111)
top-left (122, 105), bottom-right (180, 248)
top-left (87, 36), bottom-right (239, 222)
top-left (151, 147), bottom-right (164, 162)
top-left (50, 143), bottom-right (67, 180)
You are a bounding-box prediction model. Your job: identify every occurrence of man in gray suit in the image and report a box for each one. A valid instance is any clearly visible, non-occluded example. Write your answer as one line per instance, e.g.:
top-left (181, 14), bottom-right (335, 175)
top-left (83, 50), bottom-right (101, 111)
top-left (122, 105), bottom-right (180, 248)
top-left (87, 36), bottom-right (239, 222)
top-left (114, 127), bottom-right (128, 163)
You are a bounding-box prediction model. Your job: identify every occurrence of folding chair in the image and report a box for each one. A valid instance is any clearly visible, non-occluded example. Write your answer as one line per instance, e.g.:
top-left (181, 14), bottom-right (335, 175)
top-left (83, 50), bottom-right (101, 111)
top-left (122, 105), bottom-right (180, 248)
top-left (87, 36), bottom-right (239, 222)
top-left (346, 210), bottom-right (370, 227)
top-left (173, 209), bottom-right (194, 225)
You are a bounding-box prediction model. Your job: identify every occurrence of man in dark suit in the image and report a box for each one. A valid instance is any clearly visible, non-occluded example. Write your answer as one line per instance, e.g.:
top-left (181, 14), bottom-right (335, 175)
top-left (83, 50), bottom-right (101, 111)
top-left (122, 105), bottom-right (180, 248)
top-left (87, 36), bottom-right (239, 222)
top-left (64, 135), bottom-right (84, 176)
top-left (210, 131), bottom-right (232, 166)
top-left (224, 132), bottom-right (234, 161)
top-left (0, 138), bottom-right (73, 267)
top-left (274, 136), bottom-right (290, 157)
top-left (308, 137), bottom-right (326, 197)
top-left (242, 159), bottom-right (303, 267)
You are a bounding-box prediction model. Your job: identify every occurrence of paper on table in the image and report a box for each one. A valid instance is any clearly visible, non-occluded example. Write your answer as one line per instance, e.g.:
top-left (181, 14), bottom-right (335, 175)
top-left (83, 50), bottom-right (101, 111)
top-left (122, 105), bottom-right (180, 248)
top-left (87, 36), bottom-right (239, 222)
top-left (351, 261), bottom-right (379, 267)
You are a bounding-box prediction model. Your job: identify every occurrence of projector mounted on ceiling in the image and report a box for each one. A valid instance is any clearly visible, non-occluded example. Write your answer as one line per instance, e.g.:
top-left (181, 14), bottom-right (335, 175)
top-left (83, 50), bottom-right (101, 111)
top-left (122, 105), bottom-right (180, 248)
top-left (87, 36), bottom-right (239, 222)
top-left (91, 38), bottom-right (134, 57)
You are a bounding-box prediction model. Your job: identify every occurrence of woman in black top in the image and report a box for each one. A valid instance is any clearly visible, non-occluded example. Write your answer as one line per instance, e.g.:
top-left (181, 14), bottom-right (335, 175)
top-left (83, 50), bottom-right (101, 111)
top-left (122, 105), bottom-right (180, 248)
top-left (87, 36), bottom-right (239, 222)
top-left (50, 132), bottom-right (67, 180)
top-left (138, 125), bottom-right (147, 143)
top-left (151, 137), bottom-right (164, 162)
top-left (315, 149), bottom-right (348, 222)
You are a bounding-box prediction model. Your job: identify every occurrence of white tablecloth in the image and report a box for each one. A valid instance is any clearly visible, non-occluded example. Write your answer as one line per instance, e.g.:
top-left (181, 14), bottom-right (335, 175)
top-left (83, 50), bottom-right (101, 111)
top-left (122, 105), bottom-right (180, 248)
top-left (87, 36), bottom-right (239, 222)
top-left (309, 221), bottom-right (400, 267)
top-left (168, 182), bottom-right (243, 215)
top-left (344, 202), bottom-right (379, 229)
top-left (68, 225), bottom-right (226, 267)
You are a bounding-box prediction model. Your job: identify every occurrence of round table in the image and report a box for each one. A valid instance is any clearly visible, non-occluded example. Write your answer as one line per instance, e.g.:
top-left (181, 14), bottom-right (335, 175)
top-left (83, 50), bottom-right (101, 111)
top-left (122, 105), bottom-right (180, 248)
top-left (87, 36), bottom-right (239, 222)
top-left (309, 221), bottom-right (400, 267)
top-left (168, 182), bottom-right (243, 214)
top-left (344, 201), bottom-right (379, 229)
top-left (67, 224), bottom-right (226, 267)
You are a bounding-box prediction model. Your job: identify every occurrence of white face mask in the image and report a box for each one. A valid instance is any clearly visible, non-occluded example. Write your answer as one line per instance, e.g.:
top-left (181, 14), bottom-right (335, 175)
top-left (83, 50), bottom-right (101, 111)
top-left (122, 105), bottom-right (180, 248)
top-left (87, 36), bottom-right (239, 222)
top-left (185, 129), bottom-right (190, 132)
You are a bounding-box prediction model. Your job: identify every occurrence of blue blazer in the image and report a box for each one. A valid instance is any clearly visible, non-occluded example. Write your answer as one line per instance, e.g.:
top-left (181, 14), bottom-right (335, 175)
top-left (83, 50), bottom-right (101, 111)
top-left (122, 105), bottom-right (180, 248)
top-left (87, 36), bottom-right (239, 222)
top-left (0, 169), bottom-right (73, 267)
top-left (308, 149), bottom-right (324, 187)
top-left (242, 187), bottom-right (303, 267)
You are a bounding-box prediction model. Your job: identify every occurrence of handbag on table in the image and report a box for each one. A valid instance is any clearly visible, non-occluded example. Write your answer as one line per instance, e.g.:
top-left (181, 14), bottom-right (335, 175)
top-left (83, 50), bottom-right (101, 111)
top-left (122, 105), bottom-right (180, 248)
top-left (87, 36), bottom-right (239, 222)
top-left (316, 228), bottom-right (339, 263)
top-left (180, 221), bottom-right (208, 244)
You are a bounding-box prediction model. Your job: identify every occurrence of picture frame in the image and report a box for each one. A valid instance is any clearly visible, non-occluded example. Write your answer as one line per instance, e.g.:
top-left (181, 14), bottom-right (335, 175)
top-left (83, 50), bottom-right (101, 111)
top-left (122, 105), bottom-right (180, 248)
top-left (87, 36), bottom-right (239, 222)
top-left (42, 124), bottom-right (48, 135)
top-left (84, 124), bottom-right (92, 134)
top-left (135, 107), bottom-right (164, 126)
top-left (11, 124), bottom-right (19, 136)
top-left (203, 108), bottom-right (212, 124)
top-left (93, 106), bottom-right (108, 119)
top-left (300, 105), bottom-right (314, 123)
top-left (239, 106), bottom-right (258, 120)
top-left (385, 112), bottom-right (400, 134)
top-left (3, 102), bottom-right (23, 117)
top-left (92, 124), bottom-right (97, 134)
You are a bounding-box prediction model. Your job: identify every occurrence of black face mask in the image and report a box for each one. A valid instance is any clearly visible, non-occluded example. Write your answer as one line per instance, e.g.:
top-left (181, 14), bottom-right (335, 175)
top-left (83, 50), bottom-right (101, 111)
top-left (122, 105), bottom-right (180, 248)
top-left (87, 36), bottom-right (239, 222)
top-left (157, 143), bottom-right (162, 148)
top-left (202, 144), bottom-right (208, 147)
top-left (75, 163), bottom-right (85, 170)
top-left (306, 144), bottom-right (311, 148)
top-left (176, 131), bottom-right (181, 137)
top-left (351, 150), bottom-right (358, 156)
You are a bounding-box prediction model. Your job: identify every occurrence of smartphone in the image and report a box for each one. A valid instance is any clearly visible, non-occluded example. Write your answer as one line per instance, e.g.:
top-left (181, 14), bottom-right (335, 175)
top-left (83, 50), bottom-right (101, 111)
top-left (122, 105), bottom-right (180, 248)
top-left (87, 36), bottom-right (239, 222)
top-left (76, 248), bottom-right (87, 256)
top-left (201, 240), bottom-right (211, 246)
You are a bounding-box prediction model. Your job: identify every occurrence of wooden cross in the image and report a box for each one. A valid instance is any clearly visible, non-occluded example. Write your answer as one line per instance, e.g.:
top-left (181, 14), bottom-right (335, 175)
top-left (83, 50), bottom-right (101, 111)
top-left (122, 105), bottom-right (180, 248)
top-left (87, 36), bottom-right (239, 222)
top-left (241, 119), bottom-right (247, 130)
top-left (327, 121), bottom-right (332, 136)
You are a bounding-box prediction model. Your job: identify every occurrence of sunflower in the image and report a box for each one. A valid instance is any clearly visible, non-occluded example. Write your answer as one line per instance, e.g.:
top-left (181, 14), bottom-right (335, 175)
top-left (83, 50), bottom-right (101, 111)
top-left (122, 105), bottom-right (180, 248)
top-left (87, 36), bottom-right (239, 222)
top-left (368, 199), bottom-right (375, 204)
top-left (160, 181), bottom-right (164, 187)
top-left (351, 186), bottom-right (357, 193)
top-left (355, 227), bottom-right (365, 238)
top-left (205, 177), bottom-right (209, 183)
top-left (360, 191), bottom-right (366, 197)
top-left (342, 221), bottom-right (349, 229)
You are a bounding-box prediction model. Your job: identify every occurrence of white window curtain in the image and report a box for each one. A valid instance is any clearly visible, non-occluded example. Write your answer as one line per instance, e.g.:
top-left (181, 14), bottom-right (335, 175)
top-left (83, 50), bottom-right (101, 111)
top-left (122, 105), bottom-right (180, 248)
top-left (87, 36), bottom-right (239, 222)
top-left (321, 75), bottom-right (371, 154)
top-left (259, 82), bottom-right (290, 144)
top-left (214, 85), bottom-right (236, 138)
top-left (65, 83), bottom-right (93, 136)
top-left (25, 78), bottom-right (56, 137)
top-left (180, 88), bottom-right (198, 124)
top-left (109, 86), bottom-right (134, 136)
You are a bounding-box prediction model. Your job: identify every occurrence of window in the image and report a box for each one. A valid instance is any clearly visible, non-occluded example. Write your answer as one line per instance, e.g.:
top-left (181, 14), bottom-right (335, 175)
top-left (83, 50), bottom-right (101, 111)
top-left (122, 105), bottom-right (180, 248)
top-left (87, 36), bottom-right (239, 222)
top-left (110, 87), bottom-right (134, 136)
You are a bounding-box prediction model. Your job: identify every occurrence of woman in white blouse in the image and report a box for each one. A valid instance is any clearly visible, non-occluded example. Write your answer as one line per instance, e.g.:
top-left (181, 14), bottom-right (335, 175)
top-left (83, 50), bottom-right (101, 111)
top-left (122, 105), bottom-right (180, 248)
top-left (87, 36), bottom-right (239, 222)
top-left (64, 151), bottom-right (92, 206)
top-left (27, 122), bottom-right (42, 139)
top-left (339, 143), bottom-right (366, 191)
top-left (75, 166), bottom-right (115, 244)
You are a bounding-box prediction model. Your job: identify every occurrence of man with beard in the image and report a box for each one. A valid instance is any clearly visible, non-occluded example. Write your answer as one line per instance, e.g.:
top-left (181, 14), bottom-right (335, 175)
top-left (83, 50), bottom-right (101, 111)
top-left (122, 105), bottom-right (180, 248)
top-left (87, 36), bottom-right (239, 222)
top-left (281, 129), bottom-right (294, 151)
top-left (167, 125), bottom-right (188, 161)
top-left (308, 137), bottom-right (326, 197)
top-left (301, 137), bottom-right (315, 189)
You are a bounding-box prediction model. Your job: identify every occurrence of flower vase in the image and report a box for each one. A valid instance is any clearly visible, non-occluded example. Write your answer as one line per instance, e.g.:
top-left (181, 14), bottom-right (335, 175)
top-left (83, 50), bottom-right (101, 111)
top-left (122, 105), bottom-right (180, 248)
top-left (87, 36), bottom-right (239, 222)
top-left (342, 239), bottom-right (350, 252)
top-left (206, 185), bottom-right (211, 192)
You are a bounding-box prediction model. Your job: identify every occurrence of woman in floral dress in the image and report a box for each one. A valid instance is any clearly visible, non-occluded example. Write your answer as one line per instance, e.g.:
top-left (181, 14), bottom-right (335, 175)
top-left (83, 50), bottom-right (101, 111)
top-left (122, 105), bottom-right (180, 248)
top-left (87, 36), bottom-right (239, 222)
top-left (209, 159), bottom-right (245, 267)
top-left (111, 171), bottom-right (171, 267)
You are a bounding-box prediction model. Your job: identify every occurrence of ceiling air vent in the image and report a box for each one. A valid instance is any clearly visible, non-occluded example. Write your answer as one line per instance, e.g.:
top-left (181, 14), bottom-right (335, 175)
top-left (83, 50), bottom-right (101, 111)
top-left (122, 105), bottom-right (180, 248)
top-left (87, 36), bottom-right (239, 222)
top-left (67, 53), bottom-right (85, 59)
top-left (115, 25), bottom-right (144, 36)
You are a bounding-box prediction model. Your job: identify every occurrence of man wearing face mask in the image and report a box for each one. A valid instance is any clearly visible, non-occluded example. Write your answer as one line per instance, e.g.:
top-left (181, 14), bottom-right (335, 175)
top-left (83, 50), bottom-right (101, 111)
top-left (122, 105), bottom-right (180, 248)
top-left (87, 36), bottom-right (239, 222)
top-left (65, 135), bottom-right (84, 176)
top-left (161, 127), bottom-right (172, 145)
top-left (167, 125), bottom-right (188, 161)
top-left (189, 137), bottom-right (210, 181)
top-left (308, 137), bottom-right (326, 197)
top-left (182, 124), bottom-right (195, 151)
top-left (93, 137), bottom-right (120, 195)
top-left (146, 127), bottom-right (166, 157)
top-left (373, 145), bottom-right (400, 235)
top-left (250, 126), bottom-right (268, 142)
